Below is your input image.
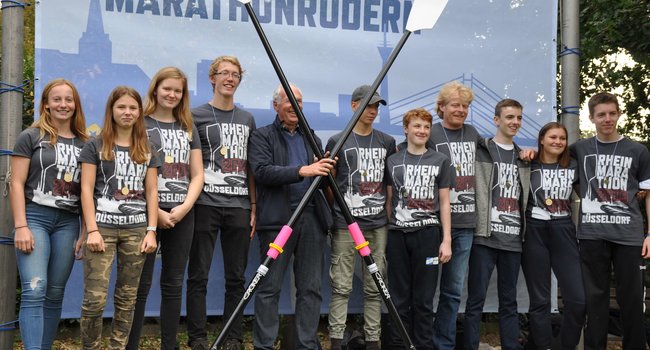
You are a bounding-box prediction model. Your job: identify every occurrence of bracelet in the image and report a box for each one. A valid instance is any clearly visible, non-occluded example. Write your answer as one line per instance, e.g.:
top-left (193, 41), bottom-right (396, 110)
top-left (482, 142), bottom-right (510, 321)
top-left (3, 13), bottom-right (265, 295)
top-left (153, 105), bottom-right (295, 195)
top-left (88, 229), bottom-right (99, 234)
top-left (251, 202), bottom-right (256, 205)
top-left (15, 225), bottom-right (28, 230)
top-left (146, 226), bottom-right (157, 232)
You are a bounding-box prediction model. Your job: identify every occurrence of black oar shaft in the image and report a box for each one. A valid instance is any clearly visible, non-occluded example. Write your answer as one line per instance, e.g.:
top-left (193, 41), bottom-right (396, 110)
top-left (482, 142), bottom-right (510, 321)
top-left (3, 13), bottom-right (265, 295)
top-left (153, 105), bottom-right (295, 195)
top-left (213, 3), bottom-right (416, 349)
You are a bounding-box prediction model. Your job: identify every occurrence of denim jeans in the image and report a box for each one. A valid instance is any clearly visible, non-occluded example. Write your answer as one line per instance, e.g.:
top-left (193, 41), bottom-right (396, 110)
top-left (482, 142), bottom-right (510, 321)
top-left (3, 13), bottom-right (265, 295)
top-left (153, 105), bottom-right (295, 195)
top-left (186, 205), bottom-right (251, 345)
top-left (433, 228), bottom-right (474, 350)
top-left (253, 208), bottom-right (326, 350)
top-left (463, 244), bottom-right (521, 350)
top-left (16, 202), bottom-right (80, 350)
top-left (328, 226), bottom-right (387, 341)
top-left (127, 208), bottom-right (195, 350)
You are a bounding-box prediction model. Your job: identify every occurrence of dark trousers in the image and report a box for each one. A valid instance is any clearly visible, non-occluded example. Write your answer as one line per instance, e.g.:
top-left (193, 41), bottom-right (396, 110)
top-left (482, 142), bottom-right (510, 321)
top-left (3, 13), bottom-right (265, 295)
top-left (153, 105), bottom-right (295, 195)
top-left (127, 208), bottom-right (195, 350)
top-left (522, 217), bottom-right (585, 350)
top-left (186, 205), bottom-right (251, 344)
top-left (253, 207), bottom-right (326, 350)
top-left (386, 227), bottom-right (441, 350)
top-left (463, 244), bottom-right (521, 350)
top-left (579, 239), bottom-right (646, 350)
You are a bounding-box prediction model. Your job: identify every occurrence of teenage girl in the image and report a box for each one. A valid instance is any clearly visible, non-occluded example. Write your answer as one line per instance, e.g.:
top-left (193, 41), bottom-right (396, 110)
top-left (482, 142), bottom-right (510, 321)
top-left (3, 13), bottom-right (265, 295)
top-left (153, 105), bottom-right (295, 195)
top-left (78, 86), bottom-right (159, 349)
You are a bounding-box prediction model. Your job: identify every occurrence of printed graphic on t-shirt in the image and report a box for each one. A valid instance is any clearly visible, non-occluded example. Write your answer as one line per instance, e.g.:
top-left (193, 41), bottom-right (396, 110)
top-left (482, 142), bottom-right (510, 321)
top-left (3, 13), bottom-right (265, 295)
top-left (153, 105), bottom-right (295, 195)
top-left (392, 163), bottom-right (441, 227)
top-left (32, 140), bottom-right (82, 211)
top-left (342, 146), bottom-right (387, 217)
top-left (434, 141), bottom-right (476, 214)
top-left (580, 153), bottom-right (633, 225)
top-left (95, 149), bottom-right (149, 226)
top-left (491, 161), bottom-right (521, 235)
top-left (147, 127), bottom-right (192, 203)
top-left (202, 121), bottom-right (250, 196)
top-left (530, 166), bottom-right (574, 218)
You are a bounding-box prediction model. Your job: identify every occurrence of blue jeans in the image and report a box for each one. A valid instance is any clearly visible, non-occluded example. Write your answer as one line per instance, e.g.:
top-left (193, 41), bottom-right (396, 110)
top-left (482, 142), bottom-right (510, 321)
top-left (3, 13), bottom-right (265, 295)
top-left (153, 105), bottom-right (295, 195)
top-left (253, 208), bottom-right (326, 350)
top-left (16, 202), bottom-right (80, 350)
top-left (433, 228), bottom-right (474, 350)
top-left (463, 244), bottom-right (521, 350)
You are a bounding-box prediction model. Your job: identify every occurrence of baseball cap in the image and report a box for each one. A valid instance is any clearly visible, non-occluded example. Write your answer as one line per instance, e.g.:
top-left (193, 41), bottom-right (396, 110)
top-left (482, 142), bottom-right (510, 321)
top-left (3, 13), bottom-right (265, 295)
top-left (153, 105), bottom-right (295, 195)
top-left (351, 85), bottom-right (387, 105)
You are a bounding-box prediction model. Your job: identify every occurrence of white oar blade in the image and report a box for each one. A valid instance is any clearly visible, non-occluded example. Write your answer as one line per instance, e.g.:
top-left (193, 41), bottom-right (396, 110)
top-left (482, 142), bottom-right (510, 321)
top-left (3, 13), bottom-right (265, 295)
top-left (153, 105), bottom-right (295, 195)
top-left (406, 0), bottom-right (449, 32)
top-left (238, 0), bottom-right (252, 4)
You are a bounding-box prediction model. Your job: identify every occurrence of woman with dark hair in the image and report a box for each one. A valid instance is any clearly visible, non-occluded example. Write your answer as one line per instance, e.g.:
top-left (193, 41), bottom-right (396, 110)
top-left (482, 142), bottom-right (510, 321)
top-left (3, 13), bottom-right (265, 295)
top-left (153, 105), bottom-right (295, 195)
top-left (127, 67), bottom-right (204, 350)
top-left (78, 86), bottom-right (160, 349)
top-left (11, 78), bottom-right (88, 349)
top-left (522, 122), bottom-right (585, 349)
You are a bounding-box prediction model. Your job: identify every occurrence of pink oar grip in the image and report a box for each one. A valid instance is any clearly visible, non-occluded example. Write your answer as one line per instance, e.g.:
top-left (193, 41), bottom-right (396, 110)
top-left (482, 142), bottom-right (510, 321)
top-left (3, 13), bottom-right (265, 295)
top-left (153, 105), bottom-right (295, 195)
top-left (266, 225), bottom-right (293, 259)
top-left (348, 222), bottom-right (371, 257)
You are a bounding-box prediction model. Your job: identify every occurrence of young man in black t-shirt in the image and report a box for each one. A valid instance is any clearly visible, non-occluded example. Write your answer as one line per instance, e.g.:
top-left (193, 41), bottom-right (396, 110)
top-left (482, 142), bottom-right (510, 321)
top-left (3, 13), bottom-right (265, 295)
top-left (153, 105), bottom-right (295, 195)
top-left (571, 92), bottom-right (650, 349)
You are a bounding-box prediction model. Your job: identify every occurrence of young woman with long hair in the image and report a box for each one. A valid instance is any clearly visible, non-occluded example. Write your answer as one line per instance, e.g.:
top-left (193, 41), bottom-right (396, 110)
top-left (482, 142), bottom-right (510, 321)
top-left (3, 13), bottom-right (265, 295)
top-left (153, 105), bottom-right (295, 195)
top-left (127, 67), bottom-right (204, 350)
top-left (10, 78), bottom-right (88, 349)
top-left (78, 86), bottom-right (159, 349)
top-left (521, 122), bottom-right (585, 349)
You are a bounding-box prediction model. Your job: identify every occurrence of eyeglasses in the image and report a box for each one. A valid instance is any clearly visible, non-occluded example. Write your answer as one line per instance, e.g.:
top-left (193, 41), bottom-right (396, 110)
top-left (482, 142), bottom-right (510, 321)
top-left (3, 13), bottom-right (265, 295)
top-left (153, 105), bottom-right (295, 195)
top-left (215, 71), bottom-right (241, 80)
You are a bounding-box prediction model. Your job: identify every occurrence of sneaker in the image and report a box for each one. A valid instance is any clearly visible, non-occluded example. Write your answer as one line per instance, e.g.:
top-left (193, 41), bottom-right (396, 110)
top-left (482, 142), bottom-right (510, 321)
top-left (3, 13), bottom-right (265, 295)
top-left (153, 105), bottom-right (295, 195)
top-left (222, 338), bottom-right (242, 350)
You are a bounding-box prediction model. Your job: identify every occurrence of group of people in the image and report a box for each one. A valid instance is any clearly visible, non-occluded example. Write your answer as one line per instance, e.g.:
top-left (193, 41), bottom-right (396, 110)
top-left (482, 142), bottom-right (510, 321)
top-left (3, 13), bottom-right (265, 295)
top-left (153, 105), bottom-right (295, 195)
top-left (9, 54), bottom-right (650, 350)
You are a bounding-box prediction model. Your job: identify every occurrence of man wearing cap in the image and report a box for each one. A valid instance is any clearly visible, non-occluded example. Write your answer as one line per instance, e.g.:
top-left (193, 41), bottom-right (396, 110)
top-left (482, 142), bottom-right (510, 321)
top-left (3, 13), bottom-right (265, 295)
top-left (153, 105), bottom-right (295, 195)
top-left (326, 85), bottom-right (395, 350)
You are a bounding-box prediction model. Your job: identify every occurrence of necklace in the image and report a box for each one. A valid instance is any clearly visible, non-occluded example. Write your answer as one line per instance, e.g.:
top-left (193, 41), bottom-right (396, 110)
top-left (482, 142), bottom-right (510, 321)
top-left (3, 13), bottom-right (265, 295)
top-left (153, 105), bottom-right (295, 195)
top-left (352, 130), bottom-right (374, 177)
top-left (539, 161), bottom-right (559, 206)
top-left (153, 116), bottom-right (176, 164)
top-left (400, 149), bottom-right (426, 199)
top-left (441, 124), bottom-right (464, 173)
top-left (113, 145), bottom-right (131, 196)
top-left (495, 143), bottom-right (516, 189)
top-left (210, 104), bottom-right (236, 156)
top-left (63, 137), bottom-right (76, 182)
top-left (594, 137), bottom-right (621, 187)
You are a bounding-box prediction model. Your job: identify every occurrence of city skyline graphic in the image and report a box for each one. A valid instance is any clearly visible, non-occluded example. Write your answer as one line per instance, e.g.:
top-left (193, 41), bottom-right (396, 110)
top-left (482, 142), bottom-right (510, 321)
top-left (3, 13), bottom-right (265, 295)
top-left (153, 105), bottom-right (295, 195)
top-left (36, 0), bottom-right (547, 146)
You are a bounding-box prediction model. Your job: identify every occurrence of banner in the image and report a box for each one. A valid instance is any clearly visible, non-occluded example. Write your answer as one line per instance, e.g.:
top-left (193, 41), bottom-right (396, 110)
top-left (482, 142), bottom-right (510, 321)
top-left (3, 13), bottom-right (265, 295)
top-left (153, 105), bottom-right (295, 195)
top-left (35, 0), bottom-right (559, 317)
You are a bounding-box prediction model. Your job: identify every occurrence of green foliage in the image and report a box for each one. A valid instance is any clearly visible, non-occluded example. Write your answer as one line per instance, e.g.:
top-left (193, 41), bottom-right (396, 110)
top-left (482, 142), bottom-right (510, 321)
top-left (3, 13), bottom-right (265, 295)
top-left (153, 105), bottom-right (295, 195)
top-left (579, 0), bottom-right (650, 141)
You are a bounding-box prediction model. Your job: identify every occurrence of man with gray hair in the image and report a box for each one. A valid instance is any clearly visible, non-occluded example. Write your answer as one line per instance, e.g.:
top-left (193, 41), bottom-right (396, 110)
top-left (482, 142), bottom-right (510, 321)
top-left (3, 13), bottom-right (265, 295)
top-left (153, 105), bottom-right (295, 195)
top-left (248, 84), bottom-right (336, 349)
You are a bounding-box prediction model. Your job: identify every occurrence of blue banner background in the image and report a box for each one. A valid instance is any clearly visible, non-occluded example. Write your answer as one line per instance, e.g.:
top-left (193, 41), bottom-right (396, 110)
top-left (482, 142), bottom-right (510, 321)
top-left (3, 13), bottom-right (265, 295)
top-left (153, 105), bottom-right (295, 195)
top-left (35, 0), bottom-right (559, 317)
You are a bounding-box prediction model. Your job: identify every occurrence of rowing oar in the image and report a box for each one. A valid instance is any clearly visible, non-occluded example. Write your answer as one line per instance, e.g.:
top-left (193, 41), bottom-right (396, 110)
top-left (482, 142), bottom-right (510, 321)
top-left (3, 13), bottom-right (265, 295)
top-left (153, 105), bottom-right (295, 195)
top-left (211, 1), bottom-right (447, 349)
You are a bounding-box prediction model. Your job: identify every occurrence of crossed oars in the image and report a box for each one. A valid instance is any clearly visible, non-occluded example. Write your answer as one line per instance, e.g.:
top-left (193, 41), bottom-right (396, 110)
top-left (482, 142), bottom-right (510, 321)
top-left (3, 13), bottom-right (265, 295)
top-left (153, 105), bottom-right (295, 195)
top-left (211, 1), bottom-right (448, 349)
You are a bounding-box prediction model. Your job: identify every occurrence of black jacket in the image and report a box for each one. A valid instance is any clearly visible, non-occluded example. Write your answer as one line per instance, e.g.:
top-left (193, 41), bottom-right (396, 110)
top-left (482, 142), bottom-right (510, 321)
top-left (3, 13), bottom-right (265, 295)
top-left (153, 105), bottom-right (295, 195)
top-left (248, 116), bottom-right (333, 232)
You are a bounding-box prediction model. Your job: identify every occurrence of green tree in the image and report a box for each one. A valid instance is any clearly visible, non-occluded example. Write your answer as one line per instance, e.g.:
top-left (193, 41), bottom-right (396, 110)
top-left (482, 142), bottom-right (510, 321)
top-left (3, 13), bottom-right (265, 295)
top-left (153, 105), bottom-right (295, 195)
top-left (580, 0), bottom-right (650, 142)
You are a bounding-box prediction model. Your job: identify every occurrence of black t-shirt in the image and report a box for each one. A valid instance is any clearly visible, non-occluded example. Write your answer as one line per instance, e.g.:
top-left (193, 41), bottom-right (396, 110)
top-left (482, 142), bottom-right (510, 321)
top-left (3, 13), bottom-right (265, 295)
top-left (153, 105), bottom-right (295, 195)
top-left (192, 103), bottom-right (256, 209)
top-left (386, 148), bottom-right (452, 232)
top-left (427, 123), bottom-right (481, 228)
top-left (145, 116), bottom-right (201, 208)
top-left (571, 137), bottom-right (650, 245)
top-left (13, 128), bottom-right (86, 213)
top-left (527, 159), bottom-right (577, 220)
top-left (79, 138), bottom-right (160, 228)
top-left (326, 130), bottom-right (396, 229)
top-left (474, 142), bottom-right (522, 252)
